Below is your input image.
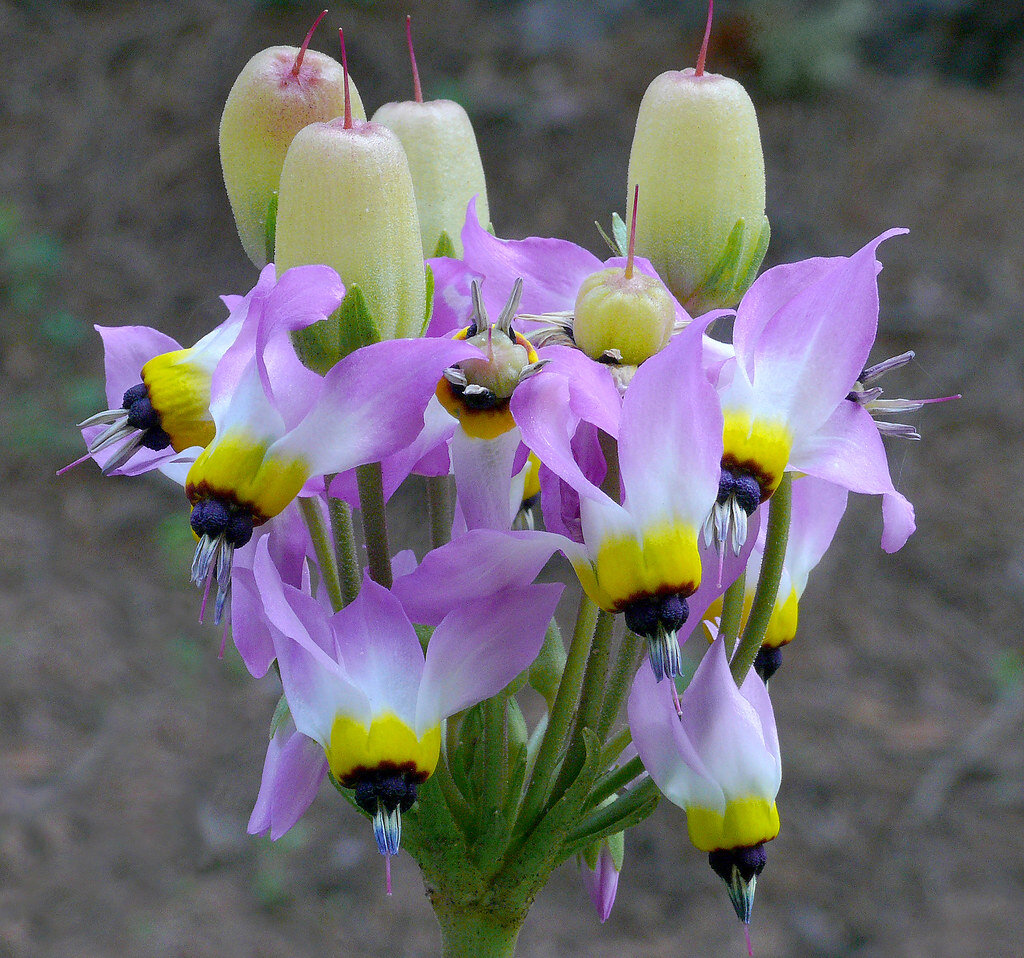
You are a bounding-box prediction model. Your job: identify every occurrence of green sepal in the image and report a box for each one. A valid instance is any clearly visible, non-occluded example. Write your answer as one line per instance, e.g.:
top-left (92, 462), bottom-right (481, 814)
top-left (291, 283), bottom-right (382, 375)
top-left (432, 230), bottom-right (457, 259)
top-left (607, 827), bottom-right (625, 872)
top-left (528, 619), bottom-right (567, 709)
top-left (268, 692), bottom-right (291, 739)
top-left (414, 623), bottom-right (434, 652)
top-left (611, 212), bottom-right (628, 256)
top-left (688, 213), bottom-right (772, 314)
top-left (594, 212), bottom-right (629, 257)
top-left (420, 263), bottom-right (435, 337)
top-left (264, 191), bottom-right (278, 266)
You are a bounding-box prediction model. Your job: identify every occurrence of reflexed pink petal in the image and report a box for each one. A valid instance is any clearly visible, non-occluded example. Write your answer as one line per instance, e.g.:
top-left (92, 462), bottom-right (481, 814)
top-left (276, 337), bottom-right (479, 478)
top-left (742, 229), bottom-right (907, 438)
top-left (416, 581), bottom-right (563, 728)
top-left (678, 637), bottom-right (781, 802)
top-left (392, 529), bottom-right (564, 625)
top-left (785, 476), bottom-right (849, 592)
top-left (460, 196), bottom-right (604, 317)
top-left (618, 316), bottom-right (723, 532)
top-left (790, 401), bottom-right (915, 553)
top-left (329, 575), bottom-right (424, 726)
top-left (426, 256), bottom-right (483, 337)
top-left (248, 716), bottom-right (328, 840)
top-left (627, 664), bottom-right (723, 811)
top-left (512, 370), bottom-right (608, 504)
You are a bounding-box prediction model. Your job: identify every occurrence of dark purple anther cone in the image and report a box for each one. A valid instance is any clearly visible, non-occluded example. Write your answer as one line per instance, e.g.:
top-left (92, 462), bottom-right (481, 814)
top-left (709, 842), bottom-right (767, 885)
top-left (754, 645), bottom-right (783, 682)
top-left (624, 596), bottom-right (661, 638)
top-left (659, 594), bottom-right (689, 632)
top-left (225, 511), bottom-right (254, 548)
top-left (190, 498), bottom-right (231, 538)
top-left (717, 469), bottom-right (737, 503)
top-left (121, 382), bottom-right (148, 409)
top-left (732, 473), bottom-right (762, 515)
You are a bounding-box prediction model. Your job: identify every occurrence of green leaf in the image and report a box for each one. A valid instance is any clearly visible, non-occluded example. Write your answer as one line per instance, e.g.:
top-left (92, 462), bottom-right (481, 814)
top-left (431, 230), bottom-right (457, 260)
top-left (420, 263), bottom-right (435, 337)
top-left (269, 693), bottom-right (291, 739)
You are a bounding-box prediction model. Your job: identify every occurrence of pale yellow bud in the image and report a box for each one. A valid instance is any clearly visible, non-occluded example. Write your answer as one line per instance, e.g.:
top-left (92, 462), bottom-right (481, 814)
top-left (372, 99), bottom-right (491, 257)
top-left (218, 46), bottom-right (366, 267)
top-left (274, 119), bottom-right (426, 343)
top-left (573, 267), bottom-right (676, 366)
top-left (627, 68), bottom-right (768, 314)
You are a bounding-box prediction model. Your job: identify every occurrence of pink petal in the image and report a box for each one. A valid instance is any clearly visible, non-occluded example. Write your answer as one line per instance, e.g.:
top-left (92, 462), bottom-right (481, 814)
top-left (790, 401), bottom-right (915, 553)
top-left (248, 717), bottom-right (328, 840)
top-left (460, 196), bottom-right (604, 317)
top-left (416, 581), bottom-right (563, 728)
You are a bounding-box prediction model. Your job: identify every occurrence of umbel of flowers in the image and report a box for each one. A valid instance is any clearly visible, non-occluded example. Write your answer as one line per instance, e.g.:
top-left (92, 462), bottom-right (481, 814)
top-left (62, 6), bottom-right (957, 957)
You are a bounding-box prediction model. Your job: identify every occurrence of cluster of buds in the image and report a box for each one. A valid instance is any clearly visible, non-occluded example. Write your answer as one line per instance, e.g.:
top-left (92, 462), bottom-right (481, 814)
top-left (63, 5), bottom-right (957, 954)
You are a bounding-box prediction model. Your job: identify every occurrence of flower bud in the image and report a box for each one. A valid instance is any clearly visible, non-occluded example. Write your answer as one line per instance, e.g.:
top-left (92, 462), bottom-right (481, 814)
top-left (626, 68), bottom-right (768, 314)
top-left (572, 266), bottom-right (676, 365)
top-left (219, 44), bottom-right (366, 267)
top-left (274, 119), bottom-right (427, 350)
top-left (372, 99), bottom-right (491, 258)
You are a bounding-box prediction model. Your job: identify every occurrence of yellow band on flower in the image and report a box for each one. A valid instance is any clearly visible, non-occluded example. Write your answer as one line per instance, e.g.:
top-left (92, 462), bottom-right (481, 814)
top-left (141, 350), bottom-right (216, 452)
top-left (722, 411), bottom-right (793, 499)
top-left (575, 522), bottom-right (701, 612)
top-left (703, 586), bottom-right (798, 649)
top-left (186, 432), bottom-right (309, 523)
top-left (686, 797), bottom-right (780, 852)
top-left (327, 712), bottom-right (441, 787)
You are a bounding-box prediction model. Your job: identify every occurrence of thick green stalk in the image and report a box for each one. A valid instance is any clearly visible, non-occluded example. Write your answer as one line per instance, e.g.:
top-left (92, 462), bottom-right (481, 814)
top-left (512, 593), bottom-right (599, 835)
top-left (719, 568), bottom-right (747, 659)
top-left (356, 462), bottom-right (392, 588)
top-left (730, 474), bottom-right (792, 684)
top-left (565, 777), bottom-right (660, 853)
top-left (327, 494), bottom-right (361, 604)
top-left (433, 900), bottom-right (524, 958)
top-left (427, 475), bottom-right (453, 550)
top-left (297, 497), bottom-right (344, 612)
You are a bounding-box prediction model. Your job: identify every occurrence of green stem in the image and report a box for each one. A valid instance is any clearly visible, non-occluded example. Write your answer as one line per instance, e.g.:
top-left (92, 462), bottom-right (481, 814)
top-left (432, 899), bottom-right (524, 958)
top-left (328, 493), bottom-right (361, 604)
top-left (719, 568), bottom-right (747, 659)
top-left (596, 627), bottom-right (644, 741)
top-left (547, 608), bottom-right (614, 802)
top-left (598, 726), bottom-right (633, 770)
top-left (478, 696), bottom-right (507, 829)
top-left (513, 593), bottom-right (599, 835)
top-left (434, 752), bottom-right (475, 836)
top-left (297, 497), bottom-right (344, 613)
top-left (427, 475), bottom-right (453, 550)
top-left (565, 777), bottom-right (660, 852)
top-left (586, 754), bottom-right (645, 811)
top-left (356, 462), bottom-right (392, 588)
top-left (730, 474), bottom-right (792, 684)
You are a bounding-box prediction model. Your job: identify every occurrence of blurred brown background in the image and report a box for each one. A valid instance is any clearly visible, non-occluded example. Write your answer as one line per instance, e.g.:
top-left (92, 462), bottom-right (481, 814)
top-left (1, 0), bottom-right (1021, 955)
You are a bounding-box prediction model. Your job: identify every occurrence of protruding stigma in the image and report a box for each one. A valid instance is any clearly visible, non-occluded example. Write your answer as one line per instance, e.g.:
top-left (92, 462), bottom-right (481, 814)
top-left (406, 15), bottom-right (423, 103)
top-left (695, 0), bottom-right (714, 76)
top-left (293, 9), bottom-right (328, 76)
top-left (625, 184), bottom-right (639, 280)
top-left (339, 27), bottom-right (352, 128)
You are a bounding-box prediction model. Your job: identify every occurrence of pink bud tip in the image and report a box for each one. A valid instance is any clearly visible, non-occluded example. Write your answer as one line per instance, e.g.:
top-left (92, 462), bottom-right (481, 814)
top-left (339, 27), bottom-right (352, 129)
top-left (293, 9), bottom-right (328, 76)
top-left (695, 0), bottom-right (713, 76)
top-left (406, 15), bottom-right (423, 103)
top-left (625, 183), bottom-right (639, 279)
